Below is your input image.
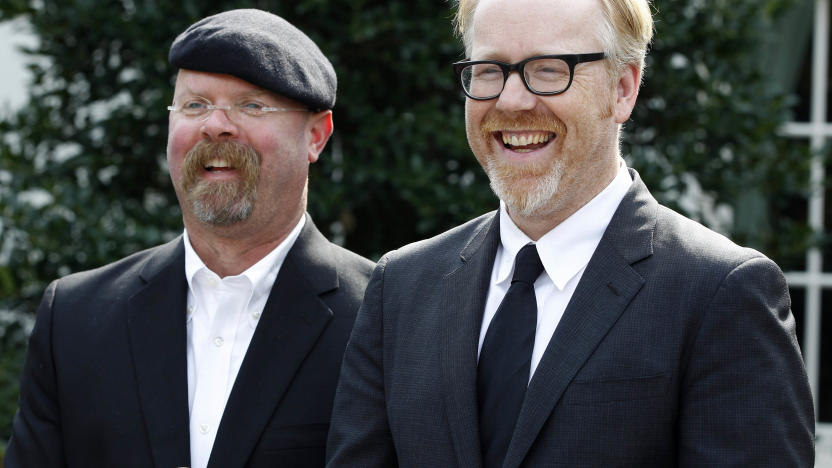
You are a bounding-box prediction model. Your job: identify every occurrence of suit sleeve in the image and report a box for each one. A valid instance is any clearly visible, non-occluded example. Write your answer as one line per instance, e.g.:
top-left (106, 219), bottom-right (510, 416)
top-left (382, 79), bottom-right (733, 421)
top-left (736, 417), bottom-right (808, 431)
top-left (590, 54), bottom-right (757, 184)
top-left (5, 281), bottom-right (67, 468)
top-left (677, 256), bottom-right (815, 466)
top-left (327, 256), bottom-right (399, 467)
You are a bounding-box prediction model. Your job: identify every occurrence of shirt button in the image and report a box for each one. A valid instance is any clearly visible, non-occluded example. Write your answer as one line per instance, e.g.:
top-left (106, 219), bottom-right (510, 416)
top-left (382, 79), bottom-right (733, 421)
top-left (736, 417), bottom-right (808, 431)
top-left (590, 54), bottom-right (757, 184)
top-left (252, 311), bottom-right (261, 320)
top-left (214, 336), bottom-right (224, 347)
top-left (199, 423), bottom-right (210, 434)
top-left (187, 306), bottom-right (194, 315)
top-left (208, 278), bottom-right (218, 287)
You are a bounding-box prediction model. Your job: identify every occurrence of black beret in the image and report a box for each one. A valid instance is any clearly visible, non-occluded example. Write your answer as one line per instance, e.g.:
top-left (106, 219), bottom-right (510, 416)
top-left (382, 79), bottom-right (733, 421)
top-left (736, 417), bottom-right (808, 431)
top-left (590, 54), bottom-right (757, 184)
top-left (169, 9), bottom-right (336, 110)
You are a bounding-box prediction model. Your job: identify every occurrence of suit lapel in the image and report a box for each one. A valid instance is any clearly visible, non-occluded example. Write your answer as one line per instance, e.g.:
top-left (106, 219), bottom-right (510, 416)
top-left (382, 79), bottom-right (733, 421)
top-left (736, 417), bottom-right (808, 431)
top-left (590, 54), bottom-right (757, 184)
top-left (503, 171), bottom-right (657, 468)
top-left (208, 217), bottom-right (337, 468)
top-left (127, 237), bottom-right (191, 468)
top-left (440, 212), bottom-right (501, 468)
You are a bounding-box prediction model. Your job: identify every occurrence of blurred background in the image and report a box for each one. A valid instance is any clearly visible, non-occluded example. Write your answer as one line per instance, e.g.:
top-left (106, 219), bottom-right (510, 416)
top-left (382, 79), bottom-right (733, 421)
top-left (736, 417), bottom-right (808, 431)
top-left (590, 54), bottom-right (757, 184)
top-left (0, 0), bottom-right (829, 463)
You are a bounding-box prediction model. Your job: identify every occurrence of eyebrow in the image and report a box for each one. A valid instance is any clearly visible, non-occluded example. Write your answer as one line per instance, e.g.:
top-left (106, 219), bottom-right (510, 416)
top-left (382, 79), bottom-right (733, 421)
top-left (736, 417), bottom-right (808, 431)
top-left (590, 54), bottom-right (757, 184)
top-left (176, 85), bottom-right (272, 99)
top-left (237, 90), bottom-right (273, 100)
top-left (471, 50), bottom-right (569, 61)
top-left (175, 89), bottom-right (278, 103)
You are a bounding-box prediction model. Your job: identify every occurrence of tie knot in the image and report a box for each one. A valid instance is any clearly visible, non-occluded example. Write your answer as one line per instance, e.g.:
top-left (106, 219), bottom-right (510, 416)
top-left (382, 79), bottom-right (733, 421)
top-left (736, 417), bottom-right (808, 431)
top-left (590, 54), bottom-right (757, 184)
top-left (511, 243), bottom-right (543, 285)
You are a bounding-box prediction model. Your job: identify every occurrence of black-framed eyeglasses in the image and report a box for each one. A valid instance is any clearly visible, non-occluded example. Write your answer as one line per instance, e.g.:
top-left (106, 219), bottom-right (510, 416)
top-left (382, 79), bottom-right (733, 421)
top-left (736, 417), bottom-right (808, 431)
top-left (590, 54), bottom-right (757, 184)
top-left (452, 53), bottom-right (606, 100)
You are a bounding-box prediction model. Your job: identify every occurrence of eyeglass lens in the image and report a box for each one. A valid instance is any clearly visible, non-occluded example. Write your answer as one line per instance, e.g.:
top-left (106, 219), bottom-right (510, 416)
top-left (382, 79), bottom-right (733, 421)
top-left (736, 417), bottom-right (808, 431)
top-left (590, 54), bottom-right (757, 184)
top-left (182, 101), bottom-right (254, 121)
top-left (460, 58), bottom-right (572, 99)
top-left (171, 97), bottom-right (306, 121)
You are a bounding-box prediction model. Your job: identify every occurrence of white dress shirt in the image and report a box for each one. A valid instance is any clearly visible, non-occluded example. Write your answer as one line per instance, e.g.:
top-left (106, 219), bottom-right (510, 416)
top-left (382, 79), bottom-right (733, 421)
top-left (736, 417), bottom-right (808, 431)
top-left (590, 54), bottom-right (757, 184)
top-left (183, 215), bottom-right (305, 468)
top-left (477, 161), bottom-right (632, 381)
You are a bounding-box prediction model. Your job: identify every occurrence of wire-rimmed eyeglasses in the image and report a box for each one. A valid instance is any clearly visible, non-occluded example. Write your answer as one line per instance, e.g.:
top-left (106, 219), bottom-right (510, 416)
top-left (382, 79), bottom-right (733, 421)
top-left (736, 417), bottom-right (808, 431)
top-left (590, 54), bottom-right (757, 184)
top-left (452, 53), bottom-right (606, 100)
top-left (167, 96), bottom-right (311, 121)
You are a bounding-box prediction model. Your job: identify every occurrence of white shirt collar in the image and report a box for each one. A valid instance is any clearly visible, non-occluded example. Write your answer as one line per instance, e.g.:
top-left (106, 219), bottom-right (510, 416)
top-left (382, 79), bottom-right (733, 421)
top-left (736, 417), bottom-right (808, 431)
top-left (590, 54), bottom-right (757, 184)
top-left (497, 160), bottom-right (632, 290)
top-left (183, 215), bottom-right (307, 298)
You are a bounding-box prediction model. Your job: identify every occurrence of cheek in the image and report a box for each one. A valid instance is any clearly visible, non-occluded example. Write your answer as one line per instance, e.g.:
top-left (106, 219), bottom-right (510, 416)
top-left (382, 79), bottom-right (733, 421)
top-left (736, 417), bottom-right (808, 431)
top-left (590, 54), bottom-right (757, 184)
top-left (542, 91), bottom-right (593, 130)
top-left (167, 122), bottom-right (198, 162)
top-left (465, 100), bottom-right (484, 123)
top-left (254, 123), bottom-right (304, 154)
top-left (258, 132), bottom-right (286, 153)
top-left (166, 123), bottom-right (200, 185)
top-left (464, 101), bottom-right (488, 140)
top-left (256, 132), bottom-right (309, 175)
top-left (573, 78), bottom-right (615, 119)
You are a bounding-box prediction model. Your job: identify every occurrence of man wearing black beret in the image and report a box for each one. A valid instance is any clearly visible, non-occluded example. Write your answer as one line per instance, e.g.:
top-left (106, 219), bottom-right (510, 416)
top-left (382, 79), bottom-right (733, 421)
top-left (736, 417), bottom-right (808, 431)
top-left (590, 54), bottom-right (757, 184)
top-left (6, 9), bottom-right (373, 468)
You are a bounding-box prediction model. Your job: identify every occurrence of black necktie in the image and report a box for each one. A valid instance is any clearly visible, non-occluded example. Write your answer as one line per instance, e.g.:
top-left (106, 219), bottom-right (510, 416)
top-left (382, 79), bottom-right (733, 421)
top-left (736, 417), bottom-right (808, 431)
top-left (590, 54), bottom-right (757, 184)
top-left (478, 243), bottom-right (544, 468)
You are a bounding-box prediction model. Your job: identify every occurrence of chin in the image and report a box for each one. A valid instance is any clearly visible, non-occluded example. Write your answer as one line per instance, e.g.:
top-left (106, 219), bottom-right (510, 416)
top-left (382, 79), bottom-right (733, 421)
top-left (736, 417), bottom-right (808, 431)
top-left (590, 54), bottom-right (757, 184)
top-left (491, 174), bottom-right (562, 219)
top-left (485, 156), bottom-right (564, 218)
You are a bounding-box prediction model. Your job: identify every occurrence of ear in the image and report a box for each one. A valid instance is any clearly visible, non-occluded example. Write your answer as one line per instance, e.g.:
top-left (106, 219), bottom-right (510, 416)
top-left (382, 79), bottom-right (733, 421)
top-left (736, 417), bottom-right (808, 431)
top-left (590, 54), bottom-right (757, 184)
top-left (306, 110), bottom-right (334, 163)
top-left (614, 63), bottom-right (641, 124)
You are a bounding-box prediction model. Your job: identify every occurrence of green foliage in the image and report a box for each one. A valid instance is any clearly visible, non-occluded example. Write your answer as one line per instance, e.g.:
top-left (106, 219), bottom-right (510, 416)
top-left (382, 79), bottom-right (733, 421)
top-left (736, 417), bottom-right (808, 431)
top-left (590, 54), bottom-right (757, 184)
top-left (0, 312), bottom-right (30, 445)
top-left (628, 0), bottom-right (812, 270)
top-left (0, 0), bottom-right (811, 443)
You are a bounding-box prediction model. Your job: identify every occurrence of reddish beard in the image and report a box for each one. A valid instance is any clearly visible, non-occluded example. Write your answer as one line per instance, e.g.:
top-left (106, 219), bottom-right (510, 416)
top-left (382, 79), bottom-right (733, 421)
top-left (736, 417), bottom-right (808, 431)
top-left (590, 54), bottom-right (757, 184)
top-left (181, 140), bottom-right (261, 226)
top-left (476, 111), bottom-right (568, 217)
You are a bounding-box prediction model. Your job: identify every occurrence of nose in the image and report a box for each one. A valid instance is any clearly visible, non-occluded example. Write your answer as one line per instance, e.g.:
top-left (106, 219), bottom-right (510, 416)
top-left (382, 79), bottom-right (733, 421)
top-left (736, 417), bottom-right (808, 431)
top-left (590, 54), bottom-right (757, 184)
top-left (200, 107), bottom-right (239, 141)
top-left (495, 72), bottom-right (537, 112)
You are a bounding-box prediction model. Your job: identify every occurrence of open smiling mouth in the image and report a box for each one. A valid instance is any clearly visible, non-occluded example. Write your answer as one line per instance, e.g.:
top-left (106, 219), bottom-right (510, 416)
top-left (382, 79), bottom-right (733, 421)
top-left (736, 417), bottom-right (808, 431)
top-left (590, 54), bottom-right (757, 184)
top-left (496, 131), bottom-right (556, 153)
top-left (204, 159), bottom-right (234, 172)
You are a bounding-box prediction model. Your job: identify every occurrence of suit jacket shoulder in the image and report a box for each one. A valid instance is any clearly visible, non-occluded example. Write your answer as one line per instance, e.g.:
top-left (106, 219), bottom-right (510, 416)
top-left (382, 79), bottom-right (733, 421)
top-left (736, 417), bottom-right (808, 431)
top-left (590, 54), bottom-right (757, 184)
top-left (291, 218), bottom-right (374, 297)
top-left (654, 203), bottom-right (769, 270)
top-left (46, 235), bottom-right (184, 311)
top-left (379, 210), bottom-right (497, 280)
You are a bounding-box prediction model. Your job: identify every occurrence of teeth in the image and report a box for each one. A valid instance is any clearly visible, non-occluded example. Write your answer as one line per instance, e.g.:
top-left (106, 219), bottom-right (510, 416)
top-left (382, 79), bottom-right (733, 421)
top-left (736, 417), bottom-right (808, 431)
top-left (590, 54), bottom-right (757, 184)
top-left (205, 158), bottom-right (230, 168)
top-left (501, 132), bottom-right (553, 147)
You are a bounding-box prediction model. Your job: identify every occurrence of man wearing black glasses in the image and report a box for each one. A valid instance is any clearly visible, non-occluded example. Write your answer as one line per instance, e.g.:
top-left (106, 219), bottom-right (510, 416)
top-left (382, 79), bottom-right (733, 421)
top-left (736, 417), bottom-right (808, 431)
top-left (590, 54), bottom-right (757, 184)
top-left (327, 0), bottom-right (814, 466)
top-left (7, 9), bottom-right (373, 468)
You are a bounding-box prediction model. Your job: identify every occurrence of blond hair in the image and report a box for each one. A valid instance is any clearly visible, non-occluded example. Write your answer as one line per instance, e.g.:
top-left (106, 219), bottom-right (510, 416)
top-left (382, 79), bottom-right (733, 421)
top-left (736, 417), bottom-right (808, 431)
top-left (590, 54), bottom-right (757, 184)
top-left (453, 0), bottom-right (654, 76)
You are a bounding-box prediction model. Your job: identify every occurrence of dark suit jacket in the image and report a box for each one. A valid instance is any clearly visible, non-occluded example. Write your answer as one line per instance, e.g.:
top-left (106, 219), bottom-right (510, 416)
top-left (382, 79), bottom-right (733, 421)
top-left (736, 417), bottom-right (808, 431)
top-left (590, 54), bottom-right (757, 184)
top-left (327, 170), bottom-right (814, 467)
top-left (7, 215), bottom-right (374, 468)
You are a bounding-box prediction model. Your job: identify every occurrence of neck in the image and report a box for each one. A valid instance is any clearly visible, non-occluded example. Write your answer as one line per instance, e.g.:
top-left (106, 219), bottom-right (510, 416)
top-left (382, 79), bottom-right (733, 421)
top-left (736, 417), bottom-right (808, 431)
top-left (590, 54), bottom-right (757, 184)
top-left (508, 209), bottom-right (573, 242)
top-left (184, 209), bottom-right (303, 278)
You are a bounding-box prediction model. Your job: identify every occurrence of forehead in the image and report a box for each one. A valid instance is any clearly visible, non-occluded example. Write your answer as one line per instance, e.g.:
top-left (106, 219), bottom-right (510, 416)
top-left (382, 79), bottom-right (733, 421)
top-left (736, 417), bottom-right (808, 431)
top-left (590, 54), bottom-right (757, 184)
top-left (470, 0), bottom-right (605, 59)
top-left (173, 69), bottom-right (285, 103)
